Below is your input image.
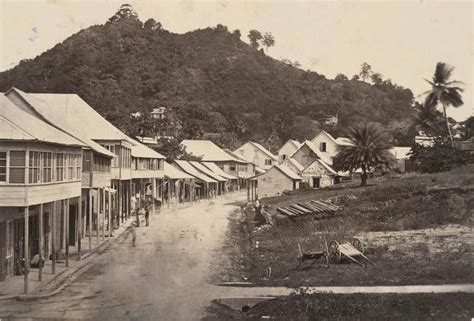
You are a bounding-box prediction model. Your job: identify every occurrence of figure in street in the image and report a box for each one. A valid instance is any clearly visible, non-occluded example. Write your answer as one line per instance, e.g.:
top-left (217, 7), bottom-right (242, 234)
top-left (145, 205), bottom-right (150, 227)
top-left (131, 222), bottom-right (137, 247)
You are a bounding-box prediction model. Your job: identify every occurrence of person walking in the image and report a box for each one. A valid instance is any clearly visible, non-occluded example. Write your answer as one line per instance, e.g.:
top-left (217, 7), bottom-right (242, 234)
top-left (145, 206), bottom-right (150, 227)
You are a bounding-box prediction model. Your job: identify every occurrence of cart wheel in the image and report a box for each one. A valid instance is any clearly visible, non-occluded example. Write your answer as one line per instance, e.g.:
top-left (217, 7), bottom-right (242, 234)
top-left (350, 238), bottom-right (364, 253)
top-left (328, 241), bottom-right (341, 264)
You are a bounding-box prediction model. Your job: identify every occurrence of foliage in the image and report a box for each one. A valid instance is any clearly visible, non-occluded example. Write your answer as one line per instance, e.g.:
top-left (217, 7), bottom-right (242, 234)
top-left (414, 102), bottom-right (446, 137)
top-left (154, 137), bottom-right (201, 163)
top-left (0, 5), bottom-right (417, 148)
top-left (261, 32), bottom-right (275, 52)
top-left (459, 116), bottom-right (474, 139)
top-left (247, 29), bottom-right (262, 49)
top-left (409, 141), bottom-right (471, 173)
top-left (335, 73), bottom-right (348, 81)
top-left (334, 123), bottom-right (395, 186)
top-left (359, 62), bottom-right (372, 81)
top-left (422, 62), bottom-right (464, 147)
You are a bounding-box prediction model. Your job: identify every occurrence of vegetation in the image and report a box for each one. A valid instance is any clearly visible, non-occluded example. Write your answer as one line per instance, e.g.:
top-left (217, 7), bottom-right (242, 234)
top-left (205, 293), bottom-right (474, 321)
top-left (409, 140), bottom-right (471, 173)
top-left (0, 5), bottom-right (417, 149)
top-left (333, 123), bottom-right (395, 186)
top-left (422, 62), bottom-right (464, 147)
top-left (222, 165), bottom-right (474, 287)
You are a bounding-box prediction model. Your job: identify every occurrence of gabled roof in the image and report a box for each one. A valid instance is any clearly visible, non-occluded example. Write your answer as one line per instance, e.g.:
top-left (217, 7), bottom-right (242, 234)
top-left (173, 160), bottom-right (217, 183)
top-left (303, 159), bottom-right (339, 176)
top-left (164, 162), bottom-right (194, 179)
top-left (0, 95), bottom-right (85, 147)
top-left (252, 164), bottom-right (301, 181)
top-left (223, 149), bottom-right (250, 164)
top-left (312, 130), bottom-right (352, 147)
top-left (190, 161), bottom-right (227, 182)
top-left (13, 89), bottom-right (130, 141)
top-left (278, 139), bottom-right (302, 153)
top-left (202, 162), bottom-right (238, 180)
top-left (286, 158), bottom-right (305, 172)
top-left (291, 140), bottom-right (332, 164)
top-left (180, 140), bottom-right (235, 162)
top-left (238, 141), bottom-right (278, 161)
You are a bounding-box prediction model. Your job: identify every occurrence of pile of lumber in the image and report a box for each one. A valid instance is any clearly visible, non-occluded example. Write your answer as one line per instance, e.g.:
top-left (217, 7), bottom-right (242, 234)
top-left (276, 200), bottom-right (340, 219)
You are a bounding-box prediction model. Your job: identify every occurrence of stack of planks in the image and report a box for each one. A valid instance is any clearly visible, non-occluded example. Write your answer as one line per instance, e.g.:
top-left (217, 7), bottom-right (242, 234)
top-left (276, 199), bottom-right (340, 219)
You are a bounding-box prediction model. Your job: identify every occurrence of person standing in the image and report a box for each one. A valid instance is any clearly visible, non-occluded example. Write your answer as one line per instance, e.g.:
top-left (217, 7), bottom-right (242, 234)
top-left (145, 205), bottom-right (150, 227)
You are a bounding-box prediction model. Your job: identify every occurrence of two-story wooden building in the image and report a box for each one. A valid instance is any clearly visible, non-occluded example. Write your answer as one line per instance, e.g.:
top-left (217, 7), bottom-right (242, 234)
top-left (234, 141), bottom-right (278, 171)
top-left (310, 130), bottom-right (353, 165)
top-left (0, 95), bottom-right (85, 292)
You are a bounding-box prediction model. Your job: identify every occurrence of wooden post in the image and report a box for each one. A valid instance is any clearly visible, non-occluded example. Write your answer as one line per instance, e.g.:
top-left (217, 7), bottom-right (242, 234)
top-left (102, 188), bottom-right (106, 240)
top-left (247, 181), bottom-right (250, 202)
top-left (65, 199), bottom-right (69, 267)
top-left (118, 181), bottom-right (122, 224)
top-left (96, 189), bottom-right (99, 244)
top-left (78, 195), bottom-right (82, 260)
top-left (38, 203), bottom-right (43, 281)
top-left (24, 206), bottom-right (29, 294)
top-left (52, 201), bottom-right (56, 274)
top-left (152, 178), bottom-right (156, 212)
top-left (88, 190), bottom-right (92, 253)
top-left (108, 190), bottom-right (112, 237)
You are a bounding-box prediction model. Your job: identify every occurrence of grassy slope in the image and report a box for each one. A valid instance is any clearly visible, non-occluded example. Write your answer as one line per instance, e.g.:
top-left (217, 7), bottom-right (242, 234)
top-left (204, 293), bottom-right (474, 321)
top-left (224, 165), bottom-right (473, 286)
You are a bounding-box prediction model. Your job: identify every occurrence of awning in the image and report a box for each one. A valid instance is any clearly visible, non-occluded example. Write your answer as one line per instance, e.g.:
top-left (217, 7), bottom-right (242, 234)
top-left (164, 162), bottom-right (194, 179)
top-left (174, 160), bottom-right (217, 183)
top-left (189, 161), bottom-right (228, 182)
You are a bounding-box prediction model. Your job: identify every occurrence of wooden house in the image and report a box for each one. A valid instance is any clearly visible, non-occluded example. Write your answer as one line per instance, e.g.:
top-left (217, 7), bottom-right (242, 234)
top-left (290, 140), bottom-right (332, 168)
top-left (310, 130), bottom-right (353, 164)
top-left (247, 164), bottom-right (301, 200)
top-left (202, 162), bottom-right (238, 193)
top-left (163, 162), bottom-right (194, 206)
top-left (234, 141), bottom-right (278, 171)
top-left (0, 95), bottom-right (85, 291)
top-left (278, 139), bottom-right (301, 162)
top-left (301, 159), bottom-right (339, 188)
top-left (180, 140), bottom-right (251, 189)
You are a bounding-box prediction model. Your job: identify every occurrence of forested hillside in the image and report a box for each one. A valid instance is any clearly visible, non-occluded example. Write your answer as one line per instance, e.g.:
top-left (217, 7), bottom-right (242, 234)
top-left (0, 6), bottom-right (417, 150)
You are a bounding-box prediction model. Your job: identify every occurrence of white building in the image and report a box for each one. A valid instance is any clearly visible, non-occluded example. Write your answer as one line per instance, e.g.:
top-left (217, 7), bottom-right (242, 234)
top-left (234, 141), bottom-right (278, 171)
top-left (278, 139), bottom-right (302, 162)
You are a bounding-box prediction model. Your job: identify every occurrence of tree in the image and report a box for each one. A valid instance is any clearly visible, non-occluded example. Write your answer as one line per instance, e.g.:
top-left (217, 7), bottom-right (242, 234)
top-left (333, 123), bottom-right (395, 186)
top-left (144, 18), bottom-right (162, 31)
top-left (460, 116), bottom-right (474, 139)
top-left (261, 32), bottom-right (275, 52)
top-left (422, 62), bottom-right (464, 147)
top-left (154, 137), bottom-right (201, 163)
top-left (371, 72), bottom-right (383, 86)
top-left (414, 102), bottom-right (446, 137)
top-left (409, 140), bottom-right (470, 173)
top-left (351, 74), bottom-right (360, 81)
top-left (359, 62), bottom-right (372, 81)
top-left (108, 4), bottom-right (139, 23)
top-left (248, 29), bottom-right (262, 49)
top-left (335, 73), bottom-right (348, 81)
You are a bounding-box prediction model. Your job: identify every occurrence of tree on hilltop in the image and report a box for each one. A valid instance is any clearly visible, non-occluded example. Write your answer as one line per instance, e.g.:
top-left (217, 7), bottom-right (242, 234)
top-left (248, 29), bottom-right (262, 49)
top-left (261, 32), bottom-right (275, 52)
top-left (108, 4), bottom-right (139, 23)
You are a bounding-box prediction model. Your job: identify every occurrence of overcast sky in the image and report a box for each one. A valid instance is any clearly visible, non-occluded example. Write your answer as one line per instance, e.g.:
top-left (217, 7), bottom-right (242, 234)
top-left (0, 0), bottom-right (472, 120)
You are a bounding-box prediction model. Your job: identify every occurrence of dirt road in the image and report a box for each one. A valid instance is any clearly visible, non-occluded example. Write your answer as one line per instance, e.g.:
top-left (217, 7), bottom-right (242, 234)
top-left (0, 194), bottom-right (244, 321)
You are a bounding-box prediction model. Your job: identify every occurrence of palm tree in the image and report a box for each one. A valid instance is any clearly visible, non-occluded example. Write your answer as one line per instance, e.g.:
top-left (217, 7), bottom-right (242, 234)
top-left (334, 123), bottom-right (395, 186)
top-left (422, 62), bottom-right (464, 147)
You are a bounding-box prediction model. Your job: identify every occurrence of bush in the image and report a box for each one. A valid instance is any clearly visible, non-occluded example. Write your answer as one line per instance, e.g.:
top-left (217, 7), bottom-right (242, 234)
top-left (409, 143), bottom-right (472, 173)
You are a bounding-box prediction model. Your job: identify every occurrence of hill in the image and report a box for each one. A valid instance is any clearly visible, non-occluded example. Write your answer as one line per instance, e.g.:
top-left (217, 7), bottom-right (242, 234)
top-left (0, 6), bottom-right (417, 151)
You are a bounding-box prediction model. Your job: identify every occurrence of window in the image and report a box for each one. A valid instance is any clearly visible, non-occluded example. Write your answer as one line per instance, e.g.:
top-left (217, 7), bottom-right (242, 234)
top-left (320, 142), bottom-right (327, 152)
top-left (9, 151), bottom-right (25, 183)
top-left (229, 164), bottom-right (236, 171)
top-left (56, 153), bottom-right (64, 181)
top-left (76, 154), bottom-right (82, 178)
top-left (29, 151), bottom-right (40, 183)
top-left (42, 152), bottom-right (52, 182)
top-left (0, 152), bottom-right (6, 182)
top-left (264, 159), bottom-right (272, 166)
top-left (67, 154), bottom-right (74, 180)
top-left (282, 155), bottom-right (287, 160)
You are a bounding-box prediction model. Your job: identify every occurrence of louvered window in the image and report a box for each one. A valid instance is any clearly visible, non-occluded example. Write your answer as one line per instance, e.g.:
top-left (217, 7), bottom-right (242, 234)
top-left (9, 151), bottom-right (26, 183)
top-left (0, 152), bottom-right (6, 182)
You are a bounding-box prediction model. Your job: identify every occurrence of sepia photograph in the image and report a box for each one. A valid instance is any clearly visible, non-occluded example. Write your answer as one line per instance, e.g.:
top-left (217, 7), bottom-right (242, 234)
top-left (0, 1), bottom-right (473, 320)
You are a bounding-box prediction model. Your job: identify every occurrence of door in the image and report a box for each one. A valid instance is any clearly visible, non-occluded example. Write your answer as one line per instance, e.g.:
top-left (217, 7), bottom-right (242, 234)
top-left (312, 177), bottom-right (321, 188)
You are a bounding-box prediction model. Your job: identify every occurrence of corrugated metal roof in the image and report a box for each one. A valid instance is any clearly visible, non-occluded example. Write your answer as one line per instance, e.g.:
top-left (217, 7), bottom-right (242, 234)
top-left (173, 160), bottom-right (217, 183)
top-left (189, 161), bottom-right (227, 182)
top-left (0, 95), bottom-right (85, 147)
top-left (202, 162), bottom-right (238, 180)
top-left (180, 140), bottom-right (235, 162)
top-left (164, 162), bottom-right (194, 179)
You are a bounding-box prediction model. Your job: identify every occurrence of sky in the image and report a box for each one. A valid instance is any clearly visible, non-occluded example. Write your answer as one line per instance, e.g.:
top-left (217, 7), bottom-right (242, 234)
top-left (0, 0), bottom-right (472, 121)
